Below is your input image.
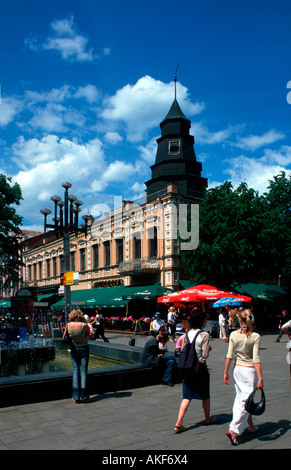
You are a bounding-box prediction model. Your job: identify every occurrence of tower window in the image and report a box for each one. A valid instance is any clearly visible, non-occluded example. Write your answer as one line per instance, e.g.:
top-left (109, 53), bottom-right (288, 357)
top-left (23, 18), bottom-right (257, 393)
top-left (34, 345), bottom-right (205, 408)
top-left (169, 140), bottom-right (180, 155)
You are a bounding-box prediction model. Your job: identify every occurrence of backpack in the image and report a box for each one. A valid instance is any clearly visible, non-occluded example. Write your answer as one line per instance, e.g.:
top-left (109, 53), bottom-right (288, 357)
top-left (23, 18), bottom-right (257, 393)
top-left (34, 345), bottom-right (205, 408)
top-left (177, 330), bottom-right (201, 378)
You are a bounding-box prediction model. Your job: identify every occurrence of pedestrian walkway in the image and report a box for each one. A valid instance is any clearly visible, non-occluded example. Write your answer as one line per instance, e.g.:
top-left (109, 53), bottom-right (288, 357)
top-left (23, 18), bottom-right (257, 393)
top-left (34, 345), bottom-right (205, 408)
top-left (0, 331), bottom-right (290, 451)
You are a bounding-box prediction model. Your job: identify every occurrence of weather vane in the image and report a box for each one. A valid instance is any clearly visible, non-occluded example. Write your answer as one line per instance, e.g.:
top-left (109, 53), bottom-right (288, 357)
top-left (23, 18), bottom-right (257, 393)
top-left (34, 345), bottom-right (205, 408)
top-left (174, 64), bottom-right (179, 99)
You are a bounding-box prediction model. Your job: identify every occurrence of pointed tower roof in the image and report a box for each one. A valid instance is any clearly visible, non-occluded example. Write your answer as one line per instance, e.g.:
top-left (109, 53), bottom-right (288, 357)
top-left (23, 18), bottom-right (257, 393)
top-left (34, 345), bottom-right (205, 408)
top-left (161, 98), bottom-right (189, 123)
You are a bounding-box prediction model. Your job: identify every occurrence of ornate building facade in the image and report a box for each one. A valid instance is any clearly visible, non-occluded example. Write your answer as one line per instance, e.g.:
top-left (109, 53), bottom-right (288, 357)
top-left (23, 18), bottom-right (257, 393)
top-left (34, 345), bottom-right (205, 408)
top-left (22, 95), bottom-right (207, 296)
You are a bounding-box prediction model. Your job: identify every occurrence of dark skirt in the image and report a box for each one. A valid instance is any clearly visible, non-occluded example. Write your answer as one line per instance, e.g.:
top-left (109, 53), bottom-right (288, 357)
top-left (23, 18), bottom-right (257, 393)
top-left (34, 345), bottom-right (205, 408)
top-left (182, 363), bottom-right (210, 400)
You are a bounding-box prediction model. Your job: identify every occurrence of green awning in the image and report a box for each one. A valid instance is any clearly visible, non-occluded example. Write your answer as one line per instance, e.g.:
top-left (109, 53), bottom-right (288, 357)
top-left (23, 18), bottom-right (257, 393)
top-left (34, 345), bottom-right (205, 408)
top-left (121, 283), bottom-right (174, 300)
top-left (51, 284), bottom-right (173, 309)
top-left (51, 287), bottom-right (129, 309)
top-left (36, 293), bottom-right (56, 301)
top-left (232, 283), bottom-right (287, 302)
top-left (51, 288), bottom-right (99, 309)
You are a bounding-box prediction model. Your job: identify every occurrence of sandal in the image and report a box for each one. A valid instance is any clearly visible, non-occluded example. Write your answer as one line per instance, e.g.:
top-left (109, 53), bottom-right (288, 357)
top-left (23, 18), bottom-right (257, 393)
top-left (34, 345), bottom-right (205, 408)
top-left (247, 426), bottom-right (258, 433)
top-left (226, 430), bottom-right (239, 446)
top-left (174, 425), bottom-right (187, 434)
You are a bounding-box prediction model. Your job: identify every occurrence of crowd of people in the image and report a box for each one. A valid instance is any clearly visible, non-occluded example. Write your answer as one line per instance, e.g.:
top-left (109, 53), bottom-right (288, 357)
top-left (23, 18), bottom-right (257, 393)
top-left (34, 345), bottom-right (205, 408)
top-left (218, 305), bottom-right (256, 342)
top-left (62, 304), bottom-right (289, 447)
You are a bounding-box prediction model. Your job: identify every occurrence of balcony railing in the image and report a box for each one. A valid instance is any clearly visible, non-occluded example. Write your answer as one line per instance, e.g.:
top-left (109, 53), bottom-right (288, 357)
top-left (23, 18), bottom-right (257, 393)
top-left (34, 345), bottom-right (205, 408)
top-left (118, 257), bottom-right (159, 274)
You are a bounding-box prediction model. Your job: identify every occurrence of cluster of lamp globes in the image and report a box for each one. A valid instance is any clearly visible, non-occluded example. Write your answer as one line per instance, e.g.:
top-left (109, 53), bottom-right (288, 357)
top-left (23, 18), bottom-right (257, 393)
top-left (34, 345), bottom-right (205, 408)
top-left (40, 182), bottom-right (92, 233)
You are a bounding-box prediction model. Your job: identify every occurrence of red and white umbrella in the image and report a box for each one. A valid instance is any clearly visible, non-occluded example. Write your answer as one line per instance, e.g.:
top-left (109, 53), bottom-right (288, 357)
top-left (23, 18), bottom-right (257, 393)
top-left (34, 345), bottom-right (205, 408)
top-left (157, 284), bottom-right (252, 305)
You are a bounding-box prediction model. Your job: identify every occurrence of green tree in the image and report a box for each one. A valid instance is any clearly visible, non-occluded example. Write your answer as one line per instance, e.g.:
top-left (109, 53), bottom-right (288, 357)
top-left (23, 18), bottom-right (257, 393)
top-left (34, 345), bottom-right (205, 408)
top-left (263, 172), bottom-right (291, 287)
top-left (181, 172), bottom-right (291, 290)
top-left (0, 174), bottom-right (23, 289)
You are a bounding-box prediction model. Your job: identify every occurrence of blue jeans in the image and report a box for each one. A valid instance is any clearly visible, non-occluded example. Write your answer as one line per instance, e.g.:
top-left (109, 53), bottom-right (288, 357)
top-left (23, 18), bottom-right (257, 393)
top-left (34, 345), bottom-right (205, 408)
top-left (161, 354), bottom-right (176, 383)
top-left (70, 345), bottom-right (89, 401)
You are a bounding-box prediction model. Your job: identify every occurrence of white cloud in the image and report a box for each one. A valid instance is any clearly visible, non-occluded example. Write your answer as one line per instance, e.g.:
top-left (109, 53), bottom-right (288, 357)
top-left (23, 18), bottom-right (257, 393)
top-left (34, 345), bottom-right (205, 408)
top-left (224, 145), bottom-right (291, 194)
top-left (138, 137), bottom-right (157, 164)
top-left (234, 129), bottom-right (285, 151)
top-left (129, 181), bottom-right (146, 201)
top-left (191, 122), bottom-right (235, 144)
top-left (0, 96), bottom-right (23, 127)
top-left (44, 15), bottom-right (95, 62)
top-left (24, 85), bottom-right (73, 105)
top-left (102, 75), bottom-right (204, 142)
top-left (73, 84), bottom-right (100, 103)
top-left (104, 131), bottom-right (123, 144)
top-left (11, 135), bottom-right (107, 222)
top-left (26, 15), bottom-right (96, 62)
top-left (27, 103), bottom-right (69, 133)
top-left (91, 160), bottom-right (141, 192)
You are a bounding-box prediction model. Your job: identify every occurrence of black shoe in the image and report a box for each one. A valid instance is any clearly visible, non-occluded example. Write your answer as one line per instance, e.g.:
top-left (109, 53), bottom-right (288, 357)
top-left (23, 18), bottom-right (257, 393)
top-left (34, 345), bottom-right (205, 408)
top-left (161, 381), bottom-right (174, 387)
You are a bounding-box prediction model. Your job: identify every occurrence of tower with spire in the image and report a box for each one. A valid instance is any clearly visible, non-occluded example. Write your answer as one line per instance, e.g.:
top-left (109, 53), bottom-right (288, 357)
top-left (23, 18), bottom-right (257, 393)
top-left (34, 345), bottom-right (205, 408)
top-left (145, 76), bottom-right (207, 203)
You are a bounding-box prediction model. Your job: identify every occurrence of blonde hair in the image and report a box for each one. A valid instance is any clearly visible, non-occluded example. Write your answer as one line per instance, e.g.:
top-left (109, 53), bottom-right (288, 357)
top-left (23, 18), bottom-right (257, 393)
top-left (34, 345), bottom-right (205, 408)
top-left (69, 309), bottom-right (86, 323)
top-left (228, 309), bottom-right (238, 321)
top-left (238, 309), bottom-right (252, 337)
top-left (168, 306), bottom-right (177, 312)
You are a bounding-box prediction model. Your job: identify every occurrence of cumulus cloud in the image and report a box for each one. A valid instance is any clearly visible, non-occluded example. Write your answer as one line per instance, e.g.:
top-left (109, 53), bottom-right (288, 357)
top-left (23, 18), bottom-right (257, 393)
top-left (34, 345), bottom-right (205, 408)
top-left (224, 145), bottom-right (291, 194)
top-left (73, 84), bottom-right (100, 103)
top-left (9, 84), bottom-right (99, 135)
top-left (101, 75), bottom-right (204, 142)
top-left (44, 15), bottom-right (96, 62)
top-left (11, 135), bottom-right (107, 223)
top-left (3, 74), bottom-right (289, 228)
top-left (25, 15), bottom-right (96, 62)
top-left (91, 160), bottom-right (142, 192)
top-left (104, 131), bottom-right (123, 144)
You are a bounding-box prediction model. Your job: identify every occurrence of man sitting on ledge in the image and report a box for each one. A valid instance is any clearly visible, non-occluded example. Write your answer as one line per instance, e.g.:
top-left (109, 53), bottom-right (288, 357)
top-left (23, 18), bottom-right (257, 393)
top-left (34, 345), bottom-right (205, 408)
top-left (141, 331), bottom-right (176, 386)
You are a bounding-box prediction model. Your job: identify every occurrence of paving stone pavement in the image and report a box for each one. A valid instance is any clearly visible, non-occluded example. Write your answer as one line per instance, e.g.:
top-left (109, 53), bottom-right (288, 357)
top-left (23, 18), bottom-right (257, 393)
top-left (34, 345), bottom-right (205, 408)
top-left (0, 330), bottom-right (290, 453)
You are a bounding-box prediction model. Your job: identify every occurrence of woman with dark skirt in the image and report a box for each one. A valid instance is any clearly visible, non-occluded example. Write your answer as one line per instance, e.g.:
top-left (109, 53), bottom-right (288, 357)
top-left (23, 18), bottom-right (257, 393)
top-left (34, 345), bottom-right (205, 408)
top-left (174, 310), bottom-right (217, 433)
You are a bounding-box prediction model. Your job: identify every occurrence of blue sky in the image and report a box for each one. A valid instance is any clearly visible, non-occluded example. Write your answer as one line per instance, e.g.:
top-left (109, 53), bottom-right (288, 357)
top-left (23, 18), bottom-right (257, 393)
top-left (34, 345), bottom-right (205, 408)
top-left (0, 0), bottom-right (290, 229)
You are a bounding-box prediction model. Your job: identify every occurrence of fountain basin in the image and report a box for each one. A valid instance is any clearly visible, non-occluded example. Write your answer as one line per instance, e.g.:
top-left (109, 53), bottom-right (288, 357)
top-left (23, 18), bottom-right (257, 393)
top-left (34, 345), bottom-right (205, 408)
top-left (0, 340), bottom-right (161, 407)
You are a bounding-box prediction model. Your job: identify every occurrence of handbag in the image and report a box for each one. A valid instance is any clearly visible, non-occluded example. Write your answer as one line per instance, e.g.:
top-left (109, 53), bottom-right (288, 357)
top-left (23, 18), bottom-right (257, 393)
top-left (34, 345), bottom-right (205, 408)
top-left (63, 328), bottom-right (74, 347)
top-left (245, 388), bottom-right (266, 415)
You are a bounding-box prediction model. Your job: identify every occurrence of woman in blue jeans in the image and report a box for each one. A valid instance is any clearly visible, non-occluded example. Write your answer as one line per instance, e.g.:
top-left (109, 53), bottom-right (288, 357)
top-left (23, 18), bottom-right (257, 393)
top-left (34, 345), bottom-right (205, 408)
top-left (63, 309), bottom-right (94, 403)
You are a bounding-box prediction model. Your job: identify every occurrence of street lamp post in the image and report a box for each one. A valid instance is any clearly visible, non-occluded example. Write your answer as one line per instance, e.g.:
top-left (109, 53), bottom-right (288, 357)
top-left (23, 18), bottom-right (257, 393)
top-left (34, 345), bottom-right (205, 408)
top-left (40, 182), bottom-right (92, 323)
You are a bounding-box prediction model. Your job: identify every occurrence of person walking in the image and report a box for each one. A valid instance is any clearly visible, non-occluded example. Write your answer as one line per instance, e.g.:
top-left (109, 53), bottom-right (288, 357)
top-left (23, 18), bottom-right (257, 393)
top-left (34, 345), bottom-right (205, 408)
top-left (228, 309), bottom-right (239, 336)
top-left (63, 309), bottom-right (94, 403)
top-left (91, 308), bottom-right (109, 342)
top-left (167, 306), bottom-right (178, 342)
top-left (218, 311), bottom-right (228, 341)
top-left (224, 309), bottom-right (264, 445)
top-left (275, 309), bottom-right (291, 342)
top-left (174, 310), bottom-right (217, 433)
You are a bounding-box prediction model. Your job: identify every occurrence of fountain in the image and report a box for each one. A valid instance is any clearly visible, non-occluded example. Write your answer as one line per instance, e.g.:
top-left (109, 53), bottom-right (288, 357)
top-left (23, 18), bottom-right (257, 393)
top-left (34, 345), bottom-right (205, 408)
top-left (0, 327), bottom-right (161, 408)
top-left (0, 328), bottom-right (56, 377)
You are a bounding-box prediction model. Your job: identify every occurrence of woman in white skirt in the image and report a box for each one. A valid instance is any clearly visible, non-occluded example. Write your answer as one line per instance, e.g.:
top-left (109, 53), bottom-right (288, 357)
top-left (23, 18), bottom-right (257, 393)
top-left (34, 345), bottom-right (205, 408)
top-left (224, 310), bottom-right (263, 445)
